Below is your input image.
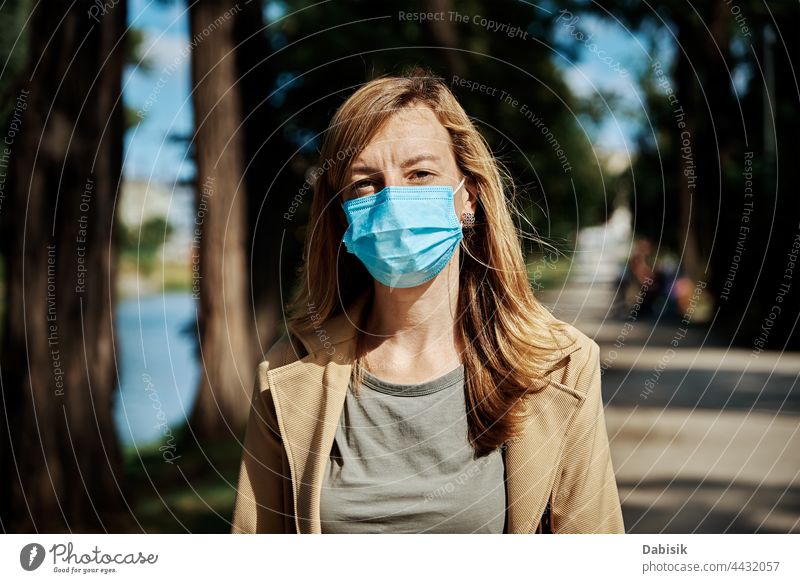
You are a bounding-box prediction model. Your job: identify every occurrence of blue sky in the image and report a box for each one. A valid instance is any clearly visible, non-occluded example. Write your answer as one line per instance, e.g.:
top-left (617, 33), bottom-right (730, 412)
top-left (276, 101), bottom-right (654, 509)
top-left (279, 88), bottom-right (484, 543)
top-left (551, 10), bottom-right (672, 157)
top-left (123, 0), bottom-right (664, 182)
top-left (123, 0), bottom-right (193, 181)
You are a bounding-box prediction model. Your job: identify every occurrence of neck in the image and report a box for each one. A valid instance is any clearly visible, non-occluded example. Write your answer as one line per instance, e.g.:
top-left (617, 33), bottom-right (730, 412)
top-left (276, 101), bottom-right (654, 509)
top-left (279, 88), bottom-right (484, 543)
top-left (363, 253), bottom-right (462, 353)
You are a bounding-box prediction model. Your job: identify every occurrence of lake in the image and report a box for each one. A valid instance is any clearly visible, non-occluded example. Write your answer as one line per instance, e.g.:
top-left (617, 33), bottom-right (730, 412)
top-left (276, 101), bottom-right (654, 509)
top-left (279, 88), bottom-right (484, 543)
top-left (113, 292), bottom-right (199, 447)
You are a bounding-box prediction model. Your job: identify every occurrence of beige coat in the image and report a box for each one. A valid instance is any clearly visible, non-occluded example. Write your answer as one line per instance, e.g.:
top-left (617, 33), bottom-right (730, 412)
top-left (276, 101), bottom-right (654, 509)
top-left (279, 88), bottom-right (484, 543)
top-left (231, 291), bottom-right (625, 534)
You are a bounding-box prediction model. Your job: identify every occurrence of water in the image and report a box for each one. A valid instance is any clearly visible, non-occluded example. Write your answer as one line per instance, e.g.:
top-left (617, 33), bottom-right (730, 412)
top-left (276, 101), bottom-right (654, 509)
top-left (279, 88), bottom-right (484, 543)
top-left (113, 292), bottom-right (199, 447)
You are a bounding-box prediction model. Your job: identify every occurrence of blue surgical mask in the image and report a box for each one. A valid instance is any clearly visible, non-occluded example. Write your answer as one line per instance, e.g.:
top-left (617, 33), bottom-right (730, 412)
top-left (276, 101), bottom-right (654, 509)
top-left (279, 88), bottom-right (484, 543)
top-left (342, 177), bottom-right (466, 288)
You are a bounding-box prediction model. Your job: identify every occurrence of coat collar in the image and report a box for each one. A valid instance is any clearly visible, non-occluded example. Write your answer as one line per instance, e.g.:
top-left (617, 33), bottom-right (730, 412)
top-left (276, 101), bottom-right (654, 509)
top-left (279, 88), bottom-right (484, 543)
top-left (288, 288), bottom-right (372, 360)
top-left (267, 288), bottom-right (585, 533)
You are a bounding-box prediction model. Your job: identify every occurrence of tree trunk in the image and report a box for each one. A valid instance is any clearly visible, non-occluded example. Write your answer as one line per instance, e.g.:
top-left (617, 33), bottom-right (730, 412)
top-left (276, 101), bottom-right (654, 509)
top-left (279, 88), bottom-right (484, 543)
top-left (234, 0), bottom-right (286, 364)
top-left (672, 14), bottom-right (705, 285)
top-left (0, 1), bottom-right (128, 532)
top-left (673, 4), bottom-right (734, 285)
top-left (188, 0), bottom-right (253, 440)
top-left (423, 0), bottom-right (466, 77)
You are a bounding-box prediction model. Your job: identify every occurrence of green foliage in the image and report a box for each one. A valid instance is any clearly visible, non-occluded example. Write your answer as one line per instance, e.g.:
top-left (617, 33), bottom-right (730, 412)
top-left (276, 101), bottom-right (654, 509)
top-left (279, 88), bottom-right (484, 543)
top-left (562, 0), bottom-right (800, 348)
top-left (126, 27), bottom-right (154, 73)
top-left (0, 0), bottom-right (31, 124)
top-left (117, 217), bottom-right (174, 274)
top-left (258, 0), bottom-right (607, 245)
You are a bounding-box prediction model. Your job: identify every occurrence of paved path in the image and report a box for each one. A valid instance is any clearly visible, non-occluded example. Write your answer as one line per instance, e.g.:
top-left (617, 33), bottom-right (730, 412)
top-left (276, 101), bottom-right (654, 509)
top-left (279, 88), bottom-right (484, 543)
top-left (537, 213), bottom-right (800, 533)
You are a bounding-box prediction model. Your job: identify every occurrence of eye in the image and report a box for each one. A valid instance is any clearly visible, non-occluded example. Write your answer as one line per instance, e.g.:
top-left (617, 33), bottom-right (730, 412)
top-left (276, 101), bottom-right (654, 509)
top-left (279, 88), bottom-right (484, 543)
top-left (350, 179), bottom-right (374, 194)
top-left (410, 170), bottom-right (433, 181)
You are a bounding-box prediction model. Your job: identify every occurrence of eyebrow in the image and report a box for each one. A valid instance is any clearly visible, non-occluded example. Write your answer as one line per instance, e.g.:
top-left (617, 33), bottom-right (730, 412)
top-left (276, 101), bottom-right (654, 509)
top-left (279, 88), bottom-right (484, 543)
top-left (349, 152), bottom-right (441, 175)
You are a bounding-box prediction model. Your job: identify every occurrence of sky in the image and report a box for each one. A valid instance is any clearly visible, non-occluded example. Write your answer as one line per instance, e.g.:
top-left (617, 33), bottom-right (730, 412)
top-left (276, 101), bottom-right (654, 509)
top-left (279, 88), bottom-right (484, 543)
top-left (122, 0), bottom-right (666, 182)
top-left (123, 0), bottom-right (194, 181)
top-left (551, 9), bottom-right (673, 159)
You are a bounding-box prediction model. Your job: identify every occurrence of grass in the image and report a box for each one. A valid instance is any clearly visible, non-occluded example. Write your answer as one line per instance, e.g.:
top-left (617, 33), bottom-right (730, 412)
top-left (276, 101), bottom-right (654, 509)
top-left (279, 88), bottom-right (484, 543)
top-left (119, 426), bottom-right (244, 533)
top-left (117, 257), bottom-right (192, 299)
top-left (526, 252), bottom-right (573, 291)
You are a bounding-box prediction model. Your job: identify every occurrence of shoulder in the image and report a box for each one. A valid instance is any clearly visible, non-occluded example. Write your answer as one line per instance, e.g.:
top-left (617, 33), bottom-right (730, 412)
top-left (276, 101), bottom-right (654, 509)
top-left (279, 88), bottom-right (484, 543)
top-left (546, 318), bottom-right (601, 400)
top-left (562, 321), bottom-right (600, 366)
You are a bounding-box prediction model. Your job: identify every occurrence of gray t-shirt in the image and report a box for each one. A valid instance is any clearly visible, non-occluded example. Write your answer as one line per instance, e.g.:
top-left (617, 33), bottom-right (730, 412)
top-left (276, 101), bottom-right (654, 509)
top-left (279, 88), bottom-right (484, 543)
top-left (319, 363), bottom-right (506, 533)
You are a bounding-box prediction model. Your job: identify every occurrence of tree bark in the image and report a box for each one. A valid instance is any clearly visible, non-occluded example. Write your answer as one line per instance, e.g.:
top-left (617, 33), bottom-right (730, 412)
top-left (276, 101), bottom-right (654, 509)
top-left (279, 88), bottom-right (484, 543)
top-left (672, 4), bottom-right (734, 285)
top-left (188, 0), bottom-right (253, 440)
top-left (0, 1), bottom-right (128, 532)
top-left (234, 0), bottom-right (286, 365)
top-left (423, 0), bottom-right (466, 77)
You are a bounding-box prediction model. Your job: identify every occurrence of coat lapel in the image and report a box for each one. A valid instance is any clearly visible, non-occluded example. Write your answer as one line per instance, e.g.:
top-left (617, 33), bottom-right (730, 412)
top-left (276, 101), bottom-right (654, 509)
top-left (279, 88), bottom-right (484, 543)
top-left (267, 290), bottom-right (583, 534)
top-left (267, 356), bottom-right (351, 533)
top-left (266, 292), bottom-right (368, 534)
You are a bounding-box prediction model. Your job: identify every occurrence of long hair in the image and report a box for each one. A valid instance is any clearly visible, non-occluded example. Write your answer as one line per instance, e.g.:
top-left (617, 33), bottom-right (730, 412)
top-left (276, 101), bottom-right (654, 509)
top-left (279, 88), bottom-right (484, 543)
top-left (286, 69), bottom-right (576, 457)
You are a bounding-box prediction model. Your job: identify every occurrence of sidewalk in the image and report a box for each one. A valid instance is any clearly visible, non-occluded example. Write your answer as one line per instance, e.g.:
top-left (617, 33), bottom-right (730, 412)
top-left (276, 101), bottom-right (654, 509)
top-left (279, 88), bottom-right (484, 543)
top-left (537, 219), bottom-right (800, 533)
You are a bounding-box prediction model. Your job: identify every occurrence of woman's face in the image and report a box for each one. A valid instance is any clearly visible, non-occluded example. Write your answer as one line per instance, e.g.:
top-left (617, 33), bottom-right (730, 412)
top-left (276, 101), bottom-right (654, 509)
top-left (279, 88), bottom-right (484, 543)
top-left (342, 104), bottom-right (476, 219)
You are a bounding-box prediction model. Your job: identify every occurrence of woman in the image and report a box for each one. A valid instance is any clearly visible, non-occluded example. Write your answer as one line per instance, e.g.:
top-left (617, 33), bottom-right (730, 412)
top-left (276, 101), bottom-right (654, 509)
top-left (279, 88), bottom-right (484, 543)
top-left (231, 70), bottom-right (625, 534)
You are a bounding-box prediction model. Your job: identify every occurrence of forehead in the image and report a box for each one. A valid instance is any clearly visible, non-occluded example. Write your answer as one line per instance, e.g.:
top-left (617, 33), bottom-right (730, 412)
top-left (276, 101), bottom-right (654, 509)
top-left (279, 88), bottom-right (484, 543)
top-left (353, 105), bottom-right (454, 164)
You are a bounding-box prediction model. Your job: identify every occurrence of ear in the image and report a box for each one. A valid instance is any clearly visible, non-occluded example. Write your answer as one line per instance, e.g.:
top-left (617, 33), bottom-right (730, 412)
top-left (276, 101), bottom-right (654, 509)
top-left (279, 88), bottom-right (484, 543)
top-left (461, 176), bottom-right (478, 215)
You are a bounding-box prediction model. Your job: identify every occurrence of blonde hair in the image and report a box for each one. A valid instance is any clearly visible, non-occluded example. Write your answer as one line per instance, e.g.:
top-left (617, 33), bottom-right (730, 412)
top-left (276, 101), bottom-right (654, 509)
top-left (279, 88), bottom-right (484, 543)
top-left (286, 68), bottom-right (575, 457)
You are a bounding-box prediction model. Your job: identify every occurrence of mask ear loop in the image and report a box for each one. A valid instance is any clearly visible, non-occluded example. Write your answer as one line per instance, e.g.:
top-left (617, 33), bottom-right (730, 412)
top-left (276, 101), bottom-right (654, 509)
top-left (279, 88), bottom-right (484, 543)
top-left (454, 175), bottom-right (469, 227)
